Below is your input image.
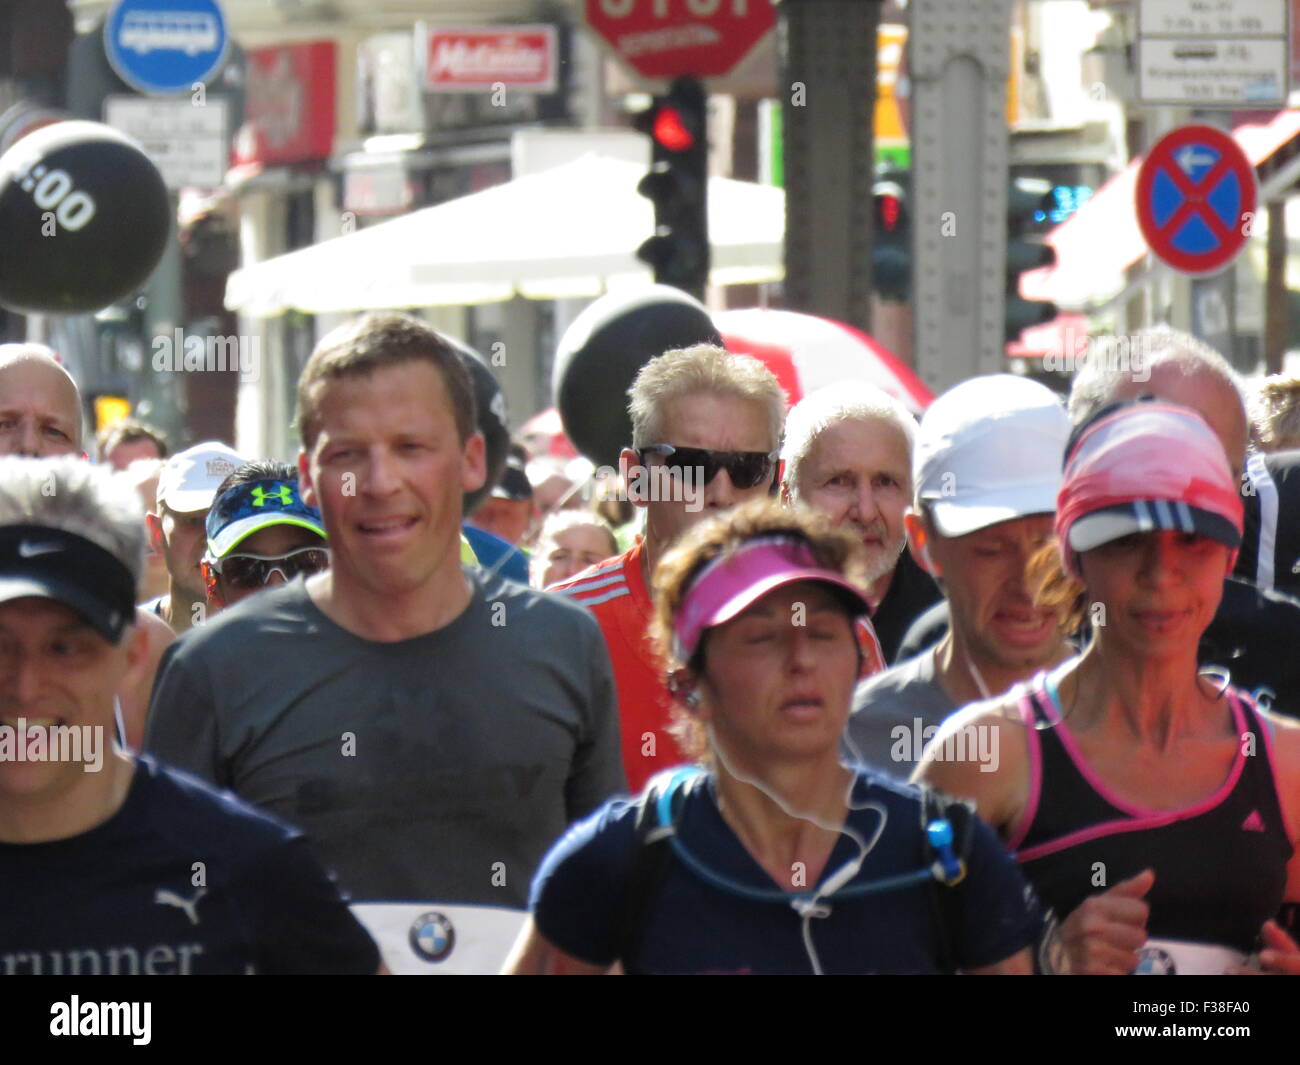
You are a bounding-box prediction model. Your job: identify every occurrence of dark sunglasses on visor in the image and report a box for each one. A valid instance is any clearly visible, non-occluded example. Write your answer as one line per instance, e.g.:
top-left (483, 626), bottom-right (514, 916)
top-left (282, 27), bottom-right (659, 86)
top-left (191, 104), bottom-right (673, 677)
top-left (638, 444), bottom-right (777, 491)
top-left (211, 545), bottom-right (329, 588)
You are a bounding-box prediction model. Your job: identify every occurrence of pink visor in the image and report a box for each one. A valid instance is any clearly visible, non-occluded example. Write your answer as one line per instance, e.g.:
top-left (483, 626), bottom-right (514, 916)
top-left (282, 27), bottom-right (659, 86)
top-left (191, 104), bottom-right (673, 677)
top-left (672, 536), bottom-right (871, 661)
top-left (1055, 401), bottom-right (1243, 576)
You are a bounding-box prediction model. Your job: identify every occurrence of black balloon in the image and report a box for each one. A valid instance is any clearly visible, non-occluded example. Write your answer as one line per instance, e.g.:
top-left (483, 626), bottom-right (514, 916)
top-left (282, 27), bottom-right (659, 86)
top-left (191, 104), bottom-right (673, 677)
top-left (553, 285), bottom-right (721, 468)
top-left (444, 334), bottom-right (510, 514)
top-left (0, 120), bottom-right (170, 315)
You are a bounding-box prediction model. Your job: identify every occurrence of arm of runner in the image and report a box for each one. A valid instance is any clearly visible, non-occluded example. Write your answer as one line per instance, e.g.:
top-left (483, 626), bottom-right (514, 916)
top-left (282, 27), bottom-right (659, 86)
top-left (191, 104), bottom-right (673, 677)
top-left (911, 696), bottom-right (1028, 835)
top-left (501, 916), bottom-right (610, 975)
top-left (1055, 869), bottom-right (1154, 975)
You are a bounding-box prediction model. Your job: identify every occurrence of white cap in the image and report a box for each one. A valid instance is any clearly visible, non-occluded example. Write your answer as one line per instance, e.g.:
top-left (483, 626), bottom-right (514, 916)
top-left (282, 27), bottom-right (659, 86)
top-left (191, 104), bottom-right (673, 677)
top-left (155, 441), bottom-right (245, 514)
top-left (913, 375), bottom-right (1070, 538)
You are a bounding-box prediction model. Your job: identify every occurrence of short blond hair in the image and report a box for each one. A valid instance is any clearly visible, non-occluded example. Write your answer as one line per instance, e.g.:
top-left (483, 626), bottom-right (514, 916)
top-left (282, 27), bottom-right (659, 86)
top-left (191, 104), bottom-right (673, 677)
top-left (627, 344), bottom-right (786, 451)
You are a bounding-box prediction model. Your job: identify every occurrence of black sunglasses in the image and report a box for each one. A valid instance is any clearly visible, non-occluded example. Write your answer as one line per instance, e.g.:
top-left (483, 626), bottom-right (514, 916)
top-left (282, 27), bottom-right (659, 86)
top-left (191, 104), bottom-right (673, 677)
top-left (213, 546), bottom-right (329, 588)
top-left (638, 444), bottom-right (777, 491)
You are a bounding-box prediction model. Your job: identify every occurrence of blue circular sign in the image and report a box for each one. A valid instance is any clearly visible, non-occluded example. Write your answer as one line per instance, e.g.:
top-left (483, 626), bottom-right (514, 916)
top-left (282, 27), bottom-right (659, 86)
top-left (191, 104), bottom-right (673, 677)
top-left (1135, 125), bottom-right (1257, 276)
top-left (104, 0), bottom-right (229, 96)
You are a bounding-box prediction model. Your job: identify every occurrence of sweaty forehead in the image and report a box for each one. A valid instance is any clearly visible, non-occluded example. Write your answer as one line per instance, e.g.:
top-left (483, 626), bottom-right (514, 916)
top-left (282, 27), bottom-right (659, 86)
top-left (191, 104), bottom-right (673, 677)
top-left (0, 359), bottom-right (82, 447)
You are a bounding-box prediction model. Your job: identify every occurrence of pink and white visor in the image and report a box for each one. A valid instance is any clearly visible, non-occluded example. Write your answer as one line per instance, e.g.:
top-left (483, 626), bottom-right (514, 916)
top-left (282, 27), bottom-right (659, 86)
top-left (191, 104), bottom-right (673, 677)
top-left (672, 535), bottom-right (871, 661)
top-left (1055, 401), bottom-right (1243, 575)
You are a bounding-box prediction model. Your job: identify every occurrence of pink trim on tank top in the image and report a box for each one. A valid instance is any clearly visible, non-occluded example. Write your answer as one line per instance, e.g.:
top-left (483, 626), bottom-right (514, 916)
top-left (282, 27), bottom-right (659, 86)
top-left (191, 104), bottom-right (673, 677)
top-left (1247, 694), bottom-right (1299, 845)
top-left (1016, 809), bottom-right (1205, 864)
top-left (1013, 678), bottom-right (1258, 863)
top-left (1004, 678), bottom-right (1045, 852)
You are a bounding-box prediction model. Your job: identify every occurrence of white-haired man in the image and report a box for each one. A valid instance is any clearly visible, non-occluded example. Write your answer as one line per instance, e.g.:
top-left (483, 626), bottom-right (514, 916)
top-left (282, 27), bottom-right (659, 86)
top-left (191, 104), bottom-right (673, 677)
top-left (780, 382), bottom-right (940, 664)
top-left (0, 457), bottom-right (380, 974)
top-left (550, 344), bottom-right (787, 792)
top-left (0, 343), bottom-right (173, 750)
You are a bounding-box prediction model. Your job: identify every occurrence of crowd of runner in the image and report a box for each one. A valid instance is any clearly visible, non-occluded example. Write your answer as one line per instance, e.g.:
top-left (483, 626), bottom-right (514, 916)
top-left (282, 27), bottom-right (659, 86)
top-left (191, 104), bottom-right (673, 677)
top-left (1, 317), bottom-right (1299, 974)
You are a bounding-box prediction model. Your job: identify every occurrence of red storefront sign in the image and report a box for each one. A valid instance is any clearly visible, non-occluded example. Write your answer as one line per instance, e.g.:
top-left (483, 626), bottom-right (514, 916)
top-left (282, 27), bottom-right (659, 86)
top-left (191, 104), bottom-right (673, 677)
top-left (233, 41), bottom-right (336, 167)
top-left (422, 26), bottom-right (558, 93)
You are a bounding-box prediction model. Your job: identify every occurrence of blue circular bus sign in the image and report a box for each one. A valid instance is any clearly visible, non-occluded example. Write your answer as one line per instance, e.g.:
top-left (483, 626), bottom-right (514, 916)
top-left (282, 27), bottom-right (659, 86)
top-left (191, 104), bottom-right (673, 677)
top-left (104, 0), bottom-right (229, 95)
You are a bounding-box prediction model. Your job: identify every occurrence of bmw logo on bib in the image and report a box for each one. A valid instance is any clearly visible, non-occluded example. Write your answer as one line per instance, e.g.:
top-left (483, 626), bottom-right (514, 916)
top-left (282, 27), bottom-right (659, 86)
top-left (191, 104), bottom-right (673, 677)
top-left (409, 912), bottom-right (455, 963)
top-left (1133, 945), bottom-right (1176, 975)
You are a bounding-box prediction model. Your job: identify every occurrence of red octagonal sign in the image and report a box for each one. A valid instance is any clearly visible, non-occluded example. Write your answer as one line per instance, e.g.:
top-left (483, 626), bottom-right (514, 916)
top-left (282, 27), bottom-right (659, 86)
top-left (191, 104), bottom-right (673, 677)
top-left (585, 0), bottom-right (775, 80)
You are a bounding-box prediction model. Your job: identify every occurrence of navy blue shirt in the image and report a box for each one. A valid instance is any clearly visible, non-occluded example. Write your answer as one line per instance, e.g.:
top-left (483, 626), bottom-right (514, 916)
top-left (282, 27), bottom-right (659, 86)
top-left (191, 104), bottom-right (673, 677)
top-left (0, 756), bottom-right (379, 975)
top-left (531, 769), bottom-right (1042, 974)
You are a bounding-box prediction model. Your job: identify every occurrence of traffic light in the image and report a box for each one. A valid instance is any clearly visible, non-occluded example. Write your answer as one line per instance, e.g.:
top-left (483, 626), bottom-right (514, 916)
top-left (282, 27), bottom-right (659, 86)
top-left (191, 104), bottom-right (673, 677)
top-left (872, 171), bottom-right (910, 301)
top-left (634, 77), bottom-right (709, 299)
top-left (1005, 176), bottom-right (1058, 342)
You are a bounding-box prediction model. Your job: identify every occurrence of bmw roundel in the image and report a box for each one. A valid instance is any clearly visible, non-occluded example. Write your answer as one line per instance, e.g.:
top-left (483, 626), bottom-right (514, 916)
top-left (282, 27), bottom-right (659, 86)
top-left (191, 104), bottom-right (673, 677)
top-left (1133, 946), bottom-right (1176, 975)
top-left (409, 912), bottom-right (455, 963)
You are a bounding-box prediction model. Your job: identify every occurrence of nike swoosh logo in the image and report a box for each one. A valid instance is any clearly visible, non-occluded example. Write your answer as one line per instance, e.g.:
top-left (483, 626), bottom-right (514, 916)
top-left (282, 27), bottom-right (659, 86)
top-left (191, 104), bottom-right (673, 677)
top-left (17, 541), bottom-right (63, 558)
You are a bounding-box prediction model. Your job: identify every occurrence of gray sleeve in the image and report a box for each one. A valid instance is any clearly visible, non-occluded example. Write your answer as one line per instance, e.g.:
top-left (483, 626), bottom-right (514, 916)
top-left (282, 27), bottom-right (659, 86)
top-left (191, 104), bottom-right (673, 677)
top-left (564, 613), bottom-right (627, 821)
top-left (144, 639), bottom-right (225, 788)
top-left (844, 681), bottom-right (910, 773)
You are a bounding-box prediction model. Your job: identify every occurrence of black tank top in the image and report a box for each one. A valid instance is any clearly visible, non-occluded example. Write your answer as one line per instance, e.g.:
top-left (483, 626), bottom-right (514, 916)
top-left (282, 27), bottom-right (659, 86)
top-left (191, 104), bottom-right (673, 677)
top-left (1009, 672), bottom-right (1293, 953)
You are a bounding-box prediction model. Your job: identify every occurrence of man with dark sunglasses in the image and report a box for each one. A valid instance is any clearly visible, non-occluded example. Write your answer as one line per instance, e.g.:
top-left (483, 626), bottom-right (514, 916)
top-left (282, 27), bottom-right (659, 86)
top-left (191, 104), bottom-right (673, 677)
top-left (201, 460), bottom-right (329, 610)
top-left (550, 343), bottom-right (787, 791)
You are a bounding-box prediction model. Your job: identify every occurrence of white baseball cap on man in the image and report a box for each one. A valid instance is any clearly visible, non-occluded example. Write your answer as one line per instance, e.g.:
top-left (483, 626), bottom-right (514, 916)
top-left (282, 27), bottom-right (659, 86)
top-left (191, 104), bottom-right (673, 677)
top-left (155, 441), bottom-right (244, 513)
top-left (913, 375), bottom-right (1071, 537)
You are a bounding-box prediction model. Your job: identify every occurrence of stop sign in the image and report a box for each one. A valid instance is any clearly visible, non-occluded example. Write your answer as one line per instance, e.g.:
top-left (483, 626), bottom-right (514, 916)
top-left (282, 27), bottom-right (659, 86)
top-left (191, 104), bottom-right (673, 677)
top-left (585, 0), bottom-right (775, 79)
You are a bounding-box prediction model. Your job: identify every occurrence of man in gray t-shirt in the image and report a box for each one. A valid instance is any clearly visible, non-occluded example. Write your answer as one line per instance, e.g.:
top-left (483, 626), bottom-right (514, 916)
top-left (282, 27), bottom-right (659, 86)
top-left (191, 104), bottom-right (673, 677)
top-left (845, 648), bottom-right (954, 774)
top-left (147, 314), bottom-right (624, 973)
top-left (846, 376), bottom-right (1074, 781)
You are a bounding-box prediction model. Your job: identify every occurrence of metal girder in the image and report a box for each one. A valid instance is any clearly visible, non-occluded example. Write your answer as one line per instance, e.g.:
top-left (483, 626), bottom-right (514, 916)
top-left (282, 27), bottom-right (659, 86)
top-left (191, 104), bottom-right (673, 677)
top-left (909, 0), bottom-right (1014, 392)
top-left (779, 0), bottom-right (879, 333)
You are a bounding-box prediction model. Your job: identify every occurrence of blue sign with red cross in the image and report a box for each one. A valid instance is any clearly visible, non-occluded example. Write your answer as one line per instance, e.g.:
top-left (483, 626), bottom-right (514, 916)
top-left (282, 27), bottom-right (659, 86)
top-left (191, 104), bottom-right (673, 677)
top-left (1135, 125), bottom-right (1257, 276)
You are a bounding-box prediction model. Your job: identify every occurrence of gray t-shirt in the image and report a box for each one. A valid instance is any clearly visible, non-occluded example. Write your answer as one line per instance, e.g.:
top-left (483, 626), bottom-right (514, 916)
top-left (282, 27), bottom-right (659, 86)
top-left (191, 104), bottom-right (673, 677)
top-left (844, 650), bottom-right (957, 780)
top-left (146, 569), bottom-right (624, 972)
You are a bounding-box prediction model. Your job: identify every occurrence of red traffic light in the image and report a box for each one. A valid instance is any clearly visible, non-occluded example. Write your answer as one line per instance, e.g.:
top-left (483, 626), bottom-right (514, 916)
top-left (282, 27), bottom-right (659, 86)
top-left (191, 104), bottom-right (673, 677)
top-left (653, 107), bottom-right (695, 153)
top-left (877, 193), bottom-right (902, 233)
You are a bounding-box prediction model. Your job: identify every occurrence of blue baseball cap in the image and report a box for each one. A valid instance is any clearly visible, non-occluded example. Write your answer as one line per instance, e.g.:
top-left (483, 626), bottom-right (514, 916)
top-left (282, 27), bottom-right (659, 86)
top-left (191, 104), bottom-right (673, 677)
top-left (205, 478), bottom-right (325, 560)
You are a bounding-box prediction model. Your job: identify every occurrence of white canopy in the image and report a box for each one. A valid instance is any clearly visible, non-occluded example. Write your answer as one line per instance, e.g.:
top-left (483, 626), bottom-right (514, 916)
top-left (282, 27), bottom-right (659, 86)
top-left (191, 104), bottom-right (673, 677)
top-left (226, 154), bottom-right (785, 316)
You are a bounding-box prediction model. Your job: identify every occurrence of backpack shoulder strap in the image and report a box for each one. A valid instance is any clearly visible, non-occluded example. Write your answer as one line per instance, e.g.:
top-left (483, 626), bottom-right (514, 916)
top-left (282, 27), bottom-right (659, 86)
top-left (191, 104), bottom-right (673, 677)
top-left (915, 782), bottom-right (978, 972)
top-left (613, 768), bottom-right (705, 967)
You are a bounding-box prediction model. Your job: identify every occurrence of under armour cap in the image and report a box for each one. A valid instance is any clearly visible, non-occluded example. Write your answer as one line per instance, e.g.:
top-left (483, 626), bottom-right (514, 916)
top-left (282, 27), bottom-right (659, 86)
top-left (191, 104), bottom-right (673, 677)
top-left (156, 441), bottom-right (244, 513)
top-left (913, 375), bottom-right (1071, 537)
top-left (206, 477), bottom-right (326, 560)
top-left (1056, 401), bottom-right (1243, 575)
top-left (0, 524), bottom-right (135, 642)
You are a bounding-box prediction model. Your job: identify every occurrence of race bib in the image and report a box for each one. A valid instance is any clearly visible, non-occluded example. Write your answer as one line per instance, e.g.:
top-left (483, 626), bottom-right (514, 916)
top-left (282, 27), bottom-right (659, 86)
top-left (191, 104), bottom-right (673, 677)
top-left (1131, 939), bottom-right (1247, 975)
top-left (350, 902), bottom-right (527, 975)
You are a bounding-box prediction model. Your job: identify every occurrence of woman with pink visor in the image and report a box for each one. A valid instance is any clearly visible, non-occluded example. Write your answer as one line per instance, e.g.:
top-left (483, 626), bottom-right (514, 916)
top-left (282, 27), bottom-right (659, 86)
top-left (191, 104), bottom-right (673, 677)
top-left (505, 499), bottom-right (1041, 974)
top-left (918, 399), bottom-right (1300, 975)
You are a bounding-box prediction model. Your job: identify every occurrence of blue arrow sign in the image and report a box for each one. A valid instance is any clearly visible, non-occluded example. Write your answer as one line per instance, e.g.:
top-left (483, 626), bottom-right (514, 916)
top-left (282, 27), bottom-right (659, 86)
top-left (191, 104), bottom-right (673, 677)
top-left (104, 0), bottom-right (229, 96)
